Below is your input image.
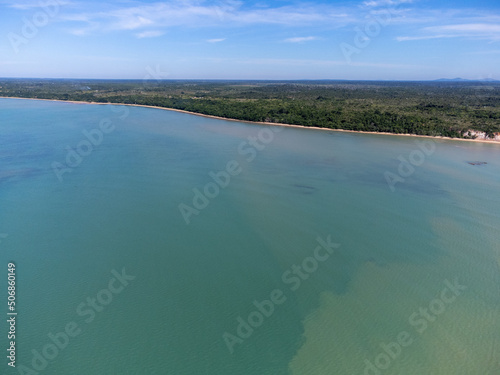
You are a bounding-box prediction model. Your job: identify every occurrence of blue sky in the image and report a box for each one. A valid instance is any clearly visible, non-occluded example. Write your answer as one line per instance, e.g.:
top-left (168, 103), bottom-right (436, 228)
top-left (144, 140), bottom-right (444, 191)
top-left (0, 0), bottom-right (499, 80)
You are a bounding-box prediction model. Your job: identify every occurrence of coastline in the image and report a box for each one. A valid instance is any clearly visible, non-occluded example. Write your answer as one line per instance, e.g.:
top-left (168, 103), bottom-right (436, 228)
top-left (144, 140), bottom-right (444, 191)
top-left (2, 96), bottom-right (499, 144)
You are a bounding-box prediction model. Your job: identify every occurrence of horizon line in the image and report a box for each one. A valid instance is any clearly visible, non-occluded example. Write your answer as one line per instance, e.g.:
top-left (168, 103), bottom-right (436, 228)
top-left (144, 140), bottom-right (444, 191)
top-left (0, 77), bottom-right (498, 83)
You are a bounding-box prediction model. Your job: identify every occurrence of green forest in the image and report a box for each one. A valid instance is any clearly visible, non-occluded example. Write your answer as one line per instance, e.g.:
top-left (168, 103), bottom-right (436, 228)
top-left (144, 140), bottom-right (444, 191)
top-left (1, 79), bottom-right (499, 139)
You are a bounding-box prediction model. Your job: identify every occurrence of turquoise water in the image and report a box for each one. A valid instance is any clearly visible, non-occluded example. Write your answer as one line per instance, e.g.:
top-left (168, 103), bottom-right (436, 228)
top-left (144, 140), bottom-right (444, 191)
top-left (1, 98), bottom-right (499, 374)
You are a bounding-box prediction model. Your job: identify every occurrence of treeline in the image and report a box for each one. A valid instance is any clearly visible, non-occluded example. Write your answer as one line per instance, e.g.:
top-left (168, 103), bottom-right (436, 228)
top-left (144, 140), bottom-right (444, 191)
top-left (102, 94), bottom-right (459, 137)
top-left (1, 79), bottom-right (499, 138)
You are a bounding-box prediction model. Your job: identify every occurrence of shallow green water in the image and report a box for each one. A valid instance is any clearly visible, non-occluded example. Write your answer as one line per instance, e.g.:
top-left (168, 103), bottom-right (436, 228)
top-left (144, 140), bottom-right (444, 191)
top-left (0, 98), bottom-right (499, 374)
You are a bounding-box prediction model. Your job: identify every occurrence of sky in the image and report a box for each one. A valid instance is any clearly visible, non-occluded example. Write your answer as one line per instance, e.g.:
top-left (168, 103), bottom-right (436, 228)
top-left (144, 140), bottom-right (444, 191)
top-left (0, 0), bottom-right (499, 80)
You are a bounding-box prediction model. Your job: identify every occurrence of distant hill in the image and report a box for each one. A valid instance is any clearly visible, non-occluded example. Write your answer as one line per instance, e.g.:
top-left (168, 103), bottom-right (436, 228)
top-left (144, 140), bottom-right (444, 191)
top-left (435, 78), bottom-right (499, 82)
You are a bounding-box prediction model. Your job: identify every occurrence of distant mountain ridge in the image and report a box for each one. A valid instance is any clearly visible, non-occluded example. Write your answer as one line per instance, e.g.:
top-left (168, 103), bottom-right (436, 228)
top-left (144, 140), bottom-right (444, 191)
top-left (435, 78), bottom-right (499, 82)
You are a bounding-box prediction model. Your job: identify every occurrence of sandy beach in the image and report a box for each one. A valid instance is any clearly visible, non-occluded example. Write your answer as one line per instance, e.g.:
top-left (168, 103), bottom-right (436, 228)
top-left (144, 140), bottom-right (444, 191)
top-left (2, 96), bottom-right (499, 145)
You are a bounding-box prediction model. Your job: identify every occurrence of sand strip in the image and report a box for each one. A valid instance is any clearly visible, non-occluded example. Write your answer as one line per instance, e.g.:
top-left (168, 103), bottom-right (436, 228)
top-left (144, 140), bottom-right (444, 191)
top-left (1, 96), bottom-right (499, 145)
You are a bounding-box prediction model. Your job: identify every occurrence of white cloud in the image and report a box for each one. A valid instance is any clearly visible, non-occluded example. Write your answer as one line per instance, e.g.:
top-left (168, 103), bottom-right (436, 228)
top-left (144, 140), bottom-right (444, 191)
top-left (207, 38), bottom-right (226, 43)
top-left (396, 35), bottom-right (450, 41)
top-left (284, 36), bottom-right (317, 43)
top-left (136, 30), bottom-right (165, 39)
top-left (69, 28), bottom-right (89, 36)
top-left (397, 23), bottom-right (500, 42)
top-left (61, 14), bottom-right (91, 22)
top-left (55, 0), bottom-right (351, 36)
top-left (5, 0), bottom-right (73, 10)
top-left (430, 23), bottom-right (500, 33)
top-left (113, 14), bottom-right (154, 30)
top-left (363, 0), bottom-right (413, 8)
top-left (8, 0), bottom-right (498, 49)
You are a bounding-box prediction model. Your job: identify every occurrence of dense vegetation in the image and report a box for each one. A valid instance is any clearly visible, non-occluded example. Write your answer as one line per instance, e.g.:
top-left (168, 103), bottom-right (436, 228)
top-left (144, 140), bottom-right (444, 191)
top-left (1, 79), bottom-right (499, 138)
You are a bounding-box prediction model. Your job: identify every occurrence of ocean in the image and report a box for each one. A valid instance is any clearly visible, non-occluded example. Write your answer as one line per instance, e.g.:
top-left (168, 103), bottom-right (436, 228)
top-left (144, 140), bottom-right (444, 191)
top-left (1, 98), bottom-right (499, 374)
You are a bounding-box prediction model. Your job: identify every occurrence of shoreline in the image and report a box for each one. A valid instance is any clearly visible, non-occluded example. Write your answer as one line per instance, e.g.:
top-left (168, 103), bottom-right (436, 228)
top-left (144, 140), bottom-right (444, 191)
top-left (2, 96), bottom-right (499, 144)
